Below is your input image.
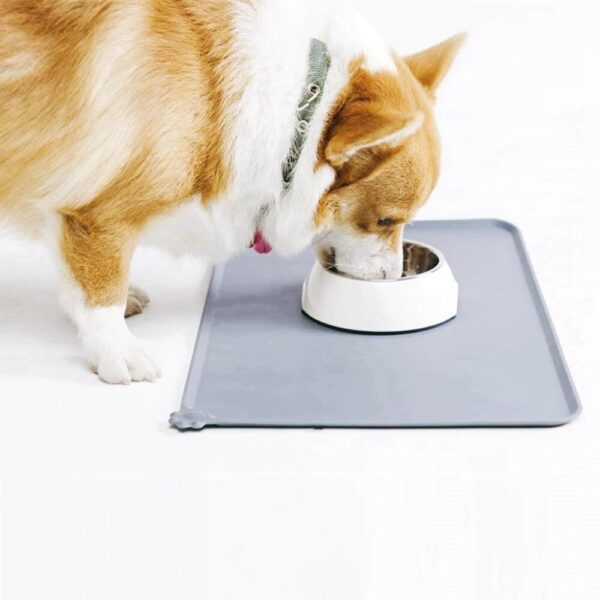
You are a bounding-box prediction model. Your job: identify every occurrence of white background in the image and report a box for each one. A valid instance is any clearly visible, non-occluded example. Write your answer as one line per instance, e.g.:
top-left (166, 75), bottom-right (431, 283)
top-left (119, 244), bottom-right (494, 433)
top-left (1, 0), bottom-right (599, 598)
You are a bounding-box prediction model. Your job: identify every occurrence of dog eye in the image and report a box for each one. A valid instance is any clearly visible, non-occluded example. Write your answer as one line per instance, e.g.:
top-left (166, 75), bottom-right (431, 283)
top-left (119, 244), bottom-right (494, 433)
top-left (377, 217), bottom-right (396, 227)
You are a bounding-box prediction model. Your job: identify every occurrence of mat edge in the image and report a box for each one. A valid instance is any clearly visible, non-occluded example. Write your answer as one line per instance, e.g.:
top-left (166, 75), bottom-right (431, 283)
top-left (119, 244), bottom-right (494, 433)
top-left (172, 218), bottom-right (582, 431)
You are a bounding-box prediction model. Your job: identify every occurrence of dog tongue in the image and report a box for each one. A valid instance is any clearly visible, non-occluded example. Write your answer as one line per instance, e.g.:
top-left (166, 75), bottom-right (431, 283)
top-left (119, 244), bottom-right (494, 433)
top-left (251, 229), bottom-right (272, 254)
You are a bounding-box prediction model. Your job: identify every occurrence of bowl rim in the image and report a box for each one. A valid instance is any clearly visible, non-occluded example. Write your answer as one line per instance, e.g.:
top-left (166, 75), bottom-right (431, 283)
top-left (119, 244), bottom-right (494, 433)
top-left (316, 239), bottom-right (447, 283)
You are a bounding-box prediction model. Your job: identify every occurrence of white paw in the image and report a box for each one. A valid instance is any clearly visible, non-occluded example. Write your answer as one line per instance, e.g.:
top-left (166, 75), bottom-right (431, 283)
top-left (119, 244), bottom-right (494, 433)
top-left (74, 304), bottom-right (162, 385)
top-left (125, 285), bottom-right (151, 318)
top-left (87, 335), bottom-right (162, 385)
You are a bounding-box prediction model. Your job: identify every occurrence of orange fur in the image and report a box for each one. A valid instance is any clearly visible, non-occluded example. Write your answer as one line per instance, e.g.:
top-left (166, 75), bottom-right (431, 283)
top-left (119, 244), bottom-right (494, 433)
top-left (403, 32), bottom-right (467, 98)
top-left (0, 0), bottom-right (462, 305)
top-left (0, 0), bottom-right (245, 306)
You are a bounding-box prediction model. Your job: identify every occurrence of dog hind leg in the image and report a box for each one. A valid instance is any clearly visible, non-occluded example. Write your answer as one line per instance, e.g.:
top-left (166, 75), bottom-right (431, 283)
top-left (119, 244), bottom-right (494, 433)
top-left (125, 284), bottom-right (151, 318)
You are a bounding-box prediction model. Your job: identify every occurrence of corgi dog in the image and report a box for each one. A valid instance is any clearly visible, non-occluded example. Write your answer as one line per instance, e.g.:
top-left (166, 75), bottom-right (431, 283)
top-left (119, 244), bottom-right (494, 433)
top-left (0, 0), bottom-right (464, 384)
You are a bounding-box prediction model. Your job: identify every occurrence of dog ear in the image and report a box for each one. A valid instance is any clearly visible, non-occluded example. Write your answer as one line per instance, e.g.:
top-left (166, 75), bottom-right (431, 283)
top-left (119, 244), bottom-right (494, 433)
top-left (325, 109), bottom-right (424, 168)
top-left (404, 32), bottom-right (466, 96)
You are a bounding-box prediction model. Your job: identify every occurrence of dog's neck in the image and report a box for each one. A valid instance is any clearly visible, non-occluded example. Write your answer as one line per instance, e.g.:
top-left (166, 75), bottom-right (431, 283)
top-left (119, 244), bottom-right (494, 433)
top-left (221, 3), bottom-right (337, 257)
top-left (232, 3), bottom-right (396, 257)
top-left (142, 3), bottom-right (393, 262)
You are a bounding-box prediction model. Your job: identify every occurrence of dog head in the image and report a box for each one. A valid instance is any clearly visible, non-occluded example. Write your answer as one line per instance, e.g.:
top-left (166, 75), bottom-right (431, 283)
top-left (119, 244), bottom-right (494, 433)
top-left (313, 33), bottom-right (465, 280)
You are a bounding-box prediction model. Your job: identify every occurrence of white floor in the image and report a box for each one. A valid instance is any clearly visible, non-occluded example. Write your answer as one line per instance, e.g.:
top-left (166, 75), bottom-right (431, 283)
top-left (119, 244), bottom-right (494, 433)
top-left (1, 1), bottom-right (599, 598)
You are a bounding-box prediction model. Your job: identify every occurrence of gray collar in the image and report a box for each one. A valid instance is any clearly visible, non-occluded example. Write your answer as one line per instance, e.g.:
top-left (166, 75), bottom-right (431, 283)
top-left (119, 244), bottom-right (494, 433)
top-left (281, 38), bottom-right (331, 191)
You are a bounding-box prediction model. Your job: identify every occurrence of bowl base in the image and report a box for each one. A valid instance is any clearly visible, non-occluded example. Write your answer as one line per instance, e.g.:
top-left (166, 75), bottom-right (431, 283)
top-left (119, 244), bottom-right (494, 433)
top-left (301, 310), bottom-right (457, 335)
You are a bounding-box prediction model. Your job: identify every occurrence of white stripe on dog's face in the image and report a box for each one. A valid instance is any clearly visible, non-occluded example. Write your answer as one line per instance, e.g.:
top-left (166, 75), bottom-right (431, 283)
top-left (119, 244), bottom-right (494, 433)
top-left (315, 224), bottom-right (405, 281)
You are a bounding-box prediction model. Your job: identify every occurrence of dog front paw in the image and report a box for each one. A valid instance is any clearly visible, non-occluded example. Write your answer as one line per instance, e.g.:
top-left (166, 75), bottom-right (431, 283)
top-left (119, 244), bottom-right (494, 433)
top-left (88, 336), bottom-right (162, 385)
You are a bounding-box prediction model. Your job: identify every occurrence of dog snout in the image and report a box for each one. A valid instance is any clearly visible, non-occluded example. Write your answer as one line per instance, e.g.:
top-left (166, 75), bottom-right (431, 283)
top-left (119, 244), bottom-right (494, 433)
top-left (315, 236), bottom-right (403, 281)
top-left (338, 255), bottom-right (403, 281)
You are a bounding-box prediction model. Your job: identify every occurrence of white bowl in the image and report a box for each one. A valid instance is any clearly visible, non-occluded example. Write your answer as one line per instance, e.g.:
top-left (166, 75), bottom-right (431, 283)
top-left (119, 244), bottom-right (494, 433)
top-left (301, 240), bottom-right (458, 333)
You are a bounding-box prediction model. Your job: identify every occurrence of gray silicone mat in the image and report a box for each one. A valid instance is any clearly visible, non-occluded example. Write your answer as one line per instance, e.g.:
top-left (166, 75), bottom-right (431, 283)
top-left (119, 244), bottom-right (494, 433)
top-left (170, 219), bottom-right (580, 430)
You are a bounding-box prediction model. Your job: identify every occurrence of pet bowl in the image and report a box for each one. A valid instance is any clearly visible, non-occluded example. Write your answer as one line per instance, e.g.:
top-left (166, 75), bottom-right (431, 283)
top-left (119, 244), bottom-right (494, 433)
top-left (301, 240), bottom-right (458, 333)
